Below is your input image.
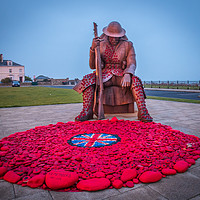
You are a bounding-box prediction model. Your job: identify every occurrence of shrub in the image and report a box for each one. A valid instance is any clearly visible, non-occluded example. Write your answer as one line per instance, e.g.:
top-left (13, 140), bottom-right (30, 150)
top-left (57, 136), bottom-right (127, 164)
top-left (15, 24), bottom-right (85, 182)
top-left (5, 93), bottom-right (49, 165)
top-left (1, 77), bottom-right (12, 83)
top-left (25, 76), bottom-right (32, 81)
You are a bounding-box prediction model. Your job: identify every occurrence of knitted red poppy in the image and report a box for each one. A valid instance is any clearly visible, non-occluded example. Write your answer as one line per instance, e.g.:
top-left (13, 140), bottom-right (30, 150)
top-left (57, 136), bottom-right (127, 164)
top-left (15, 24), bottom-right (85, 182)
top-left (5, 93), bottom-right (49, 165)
top-left (45, 170), bottom-right (79, 190)
top-left (27, 174), bottom-right (45, 188)
top-left (0, 118), bottom-right (199, 191)
top-left (77, 178), bottom-right (110, 191)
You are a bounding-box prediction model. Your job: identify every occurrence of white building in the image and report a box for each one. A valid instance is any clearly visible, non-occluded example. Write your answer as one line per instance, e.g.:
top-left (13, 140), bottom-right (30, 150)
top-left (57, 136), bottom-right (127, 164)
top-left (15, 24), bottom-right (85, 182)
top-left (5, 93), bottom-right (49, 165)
top-left (0, 54), bottom-right (25, 82)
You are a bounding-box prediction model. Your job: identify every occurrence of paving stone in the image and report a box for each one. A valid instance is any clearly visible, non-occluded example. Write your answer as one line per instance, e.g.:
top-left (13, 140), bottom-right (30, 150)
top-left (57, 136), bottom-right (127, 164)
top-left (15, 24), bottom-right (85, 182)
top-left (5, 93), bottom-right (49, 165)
top-left (0, 101), bottom-right (200, 200)
top-left (188, 166), bottom-right (200, 179)
top-left (148, 172), bottom-right (200, 200)
top-left (0, 103), bottom-right (82, 139)
top-left (14, 184), bottom-right (44, 198)
top-left (50, 188), bottom-right (120, 200)
top-left (190, 159), bottom-right (200, 170)
top-left (189, 195), bottom-right (200, 200)
top-left (49, 191), bottom-right (77, 200)
top-left (0, 181), bottom-right (15, 200)
top-left (118, 183), bottom-right (143, 193)
top-left (105, 185), bottom-right (167, 200)
top-left (12, 191), bottom-right (53, 200)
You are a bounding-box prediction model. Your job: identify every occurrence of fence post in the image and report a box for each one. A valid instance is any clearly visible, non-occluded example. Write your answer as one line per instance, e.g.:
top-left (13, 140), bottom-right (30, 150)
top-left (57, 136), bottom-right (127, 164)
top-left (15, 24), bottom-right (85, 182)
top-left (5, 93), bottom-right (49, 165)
top-left (187, 80), bottom-right (189, 90)
top-left (199, 80), bottom-right (200, 90)
top-left (177, 81), bottom-right (179, 89)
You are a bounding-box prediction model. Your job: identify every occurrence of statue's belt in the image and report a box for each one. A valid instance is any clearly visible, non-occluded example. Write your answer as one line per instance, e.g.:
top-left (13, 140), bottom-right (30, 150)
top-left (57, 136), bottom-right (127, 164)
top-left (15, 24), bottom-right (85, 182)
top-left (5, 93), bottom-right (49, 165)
top-left (104, 63), bottom-right (122, 69)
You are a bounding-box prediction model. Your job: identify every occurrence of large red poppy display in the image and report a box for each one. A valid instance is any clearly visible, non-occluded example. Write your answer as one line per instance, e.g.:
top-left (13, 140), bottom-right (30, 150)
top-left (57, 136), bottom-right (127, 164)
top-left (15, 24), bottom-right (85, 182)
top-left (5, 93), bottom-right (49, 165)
top-left (0, 118), bottom-right (200, 191)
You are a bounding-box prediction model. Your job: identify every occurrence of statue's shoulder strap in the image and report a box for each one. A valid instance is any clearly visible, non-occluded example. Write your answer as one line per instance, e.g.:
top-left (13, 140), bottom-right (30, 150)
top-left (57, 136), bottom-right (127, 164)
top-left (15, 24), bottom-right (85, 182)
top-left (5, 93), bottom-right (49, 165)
top-left (123, 40), bottom-right (133, 58)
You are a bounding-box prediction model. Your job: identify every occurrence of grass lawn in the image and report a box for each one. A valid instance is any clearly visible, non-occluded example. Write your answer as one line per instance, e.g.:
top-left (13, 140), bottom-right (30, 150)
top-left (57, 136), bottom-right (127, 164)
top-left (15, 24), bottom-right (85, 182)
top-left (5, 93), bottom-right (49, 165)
top-left (147, 96), bottom-right (200, 104)
top-left (0, 87), bottom-right (83, 108)
top-left (0, 86), bottom-right (199, 108)
top-left (144, 85), bottom-right (200, 90)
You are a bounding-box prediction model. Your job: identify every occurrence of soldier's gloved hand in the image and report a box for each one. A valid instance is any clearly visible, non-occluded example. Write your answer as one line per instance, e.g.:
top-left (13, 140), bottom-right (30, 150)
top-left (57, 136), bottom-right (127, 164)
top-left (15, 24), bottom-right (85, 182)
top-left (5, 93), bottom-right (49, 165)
top-left (91, 37), bottom-right (100, 50)
top-left (121, 74), bottom-right (131, 87)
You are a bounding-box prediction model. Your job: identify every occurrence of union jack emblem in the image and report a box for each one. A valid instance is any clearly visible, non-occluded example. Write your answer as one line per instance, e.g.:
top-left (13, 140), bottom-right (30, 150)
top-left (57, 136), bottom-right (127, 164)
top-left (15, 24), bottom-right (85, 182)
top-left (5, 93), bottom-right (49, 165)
top-left (68, 133), bottom-right (121, 148)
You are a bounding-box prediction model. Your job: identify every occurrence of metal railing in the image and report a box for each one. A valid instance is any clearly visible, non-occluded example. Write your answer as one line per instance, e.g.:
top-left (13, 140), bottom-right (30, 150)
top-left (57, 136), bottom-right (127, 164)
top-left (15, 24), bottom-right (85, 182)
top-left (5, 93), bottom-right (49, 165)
top-left (143, 81), bottom-right (200, 90)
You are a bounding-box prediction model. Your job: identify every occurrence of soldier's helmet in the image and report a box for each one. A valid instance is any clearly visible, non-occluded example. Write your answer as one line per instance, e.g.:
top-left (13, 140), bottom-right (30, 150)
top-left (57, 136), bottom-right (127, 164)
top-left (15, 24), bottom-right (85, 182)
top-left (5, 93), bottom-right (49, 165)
top-left (103, 21), bottom-right (126, 37)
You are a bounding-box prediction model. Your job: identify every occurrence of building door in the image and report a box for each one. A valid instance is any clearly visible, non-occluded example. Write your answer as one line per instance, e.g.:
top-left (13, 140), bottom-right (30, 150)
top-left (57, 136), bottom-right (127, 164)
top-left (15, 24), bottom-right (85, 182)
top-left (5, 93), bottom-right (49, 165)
top-left (19, 77), bottom-right (23, 82)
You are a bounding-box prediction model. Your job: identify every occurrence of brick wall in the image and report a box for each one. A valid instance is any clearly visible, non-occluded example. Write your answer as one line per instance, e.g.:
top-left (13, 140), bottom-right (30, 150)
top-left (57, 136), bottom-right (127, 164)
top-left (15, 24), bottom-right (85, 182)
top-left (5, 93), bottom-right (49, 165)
top-left (50, 78), bottom-right (69, 85)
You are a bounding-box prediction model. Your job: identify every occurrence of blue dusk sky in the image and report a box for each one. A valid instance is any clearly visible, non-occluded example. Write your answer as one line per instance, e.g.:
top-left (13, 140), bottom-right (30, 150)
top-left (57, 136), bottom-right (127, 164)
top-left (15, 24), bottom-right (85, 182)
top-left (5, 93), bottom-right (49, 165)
top-left (0, 0), bottom-right (200, 81)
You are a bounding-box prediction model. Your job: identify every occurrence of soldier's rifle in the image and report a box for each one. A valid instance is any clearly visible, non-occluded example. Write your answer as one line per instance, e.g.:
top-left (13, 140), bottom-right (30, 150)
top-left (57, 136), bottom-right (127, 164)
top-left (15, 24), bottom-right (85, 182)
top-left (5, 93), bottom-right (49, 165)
top-left (93, 22), bottom-right (105, 120)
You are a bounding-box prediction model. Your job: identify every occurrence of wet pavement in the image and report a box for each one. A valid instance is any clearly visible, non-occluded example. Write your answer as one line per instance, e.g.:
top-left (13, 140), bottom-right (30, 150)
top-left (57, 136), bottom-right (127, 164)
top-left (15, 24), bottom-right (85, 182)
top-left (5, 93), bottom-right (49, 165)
top-left (0, 100), bottom-right (200, 200)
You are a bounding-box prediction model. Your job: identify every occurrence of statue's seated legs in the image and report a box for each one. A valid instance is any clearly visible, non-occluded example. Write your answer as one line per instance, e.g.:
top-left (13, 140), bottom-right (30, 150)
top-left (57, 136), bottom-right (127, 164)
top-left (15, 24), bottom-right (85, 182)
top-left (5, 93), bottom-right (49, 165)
top-left (103, 76), bottom-right (152, 122)
top-left (74, 75), bottom-right (153, 122)
top-left (75, 85), bottom-right (94, 122)
top-left (131, 76), bottom-right (153, 122)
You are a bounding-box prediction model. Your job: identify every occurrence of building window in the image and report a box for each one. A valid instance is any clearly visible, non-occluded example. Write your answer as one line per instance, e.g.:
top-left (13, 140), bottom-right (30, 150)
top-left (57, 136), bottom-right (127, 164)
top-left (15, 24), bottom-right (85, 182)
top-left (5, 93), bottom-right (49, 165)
top-left (19, 69), bottom-right (22, 73)
top-left (9, 69), bottom-right (12, 73)
top-left (7, 61), bottom-right (13, 66)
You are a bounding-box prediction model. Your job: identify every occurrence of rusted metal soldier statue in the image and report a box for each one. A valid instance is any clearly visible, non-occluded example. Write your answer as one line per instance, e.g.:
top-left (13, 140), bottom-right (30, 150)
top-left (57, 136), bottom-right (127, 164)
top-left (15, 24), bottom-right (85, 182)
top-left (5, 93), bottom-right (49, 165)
top-left (74, 21), bottom-right (153, 122)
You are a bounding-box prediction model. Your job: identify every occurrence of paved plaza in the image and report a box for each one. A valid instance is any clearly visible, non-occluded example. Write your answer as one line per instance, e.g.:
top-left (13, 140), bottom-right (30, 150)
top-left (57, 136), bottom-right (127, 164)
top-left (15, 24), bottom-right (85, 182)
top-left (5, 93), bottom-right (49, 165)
top-left (0, 99), bottom-right (200, 200)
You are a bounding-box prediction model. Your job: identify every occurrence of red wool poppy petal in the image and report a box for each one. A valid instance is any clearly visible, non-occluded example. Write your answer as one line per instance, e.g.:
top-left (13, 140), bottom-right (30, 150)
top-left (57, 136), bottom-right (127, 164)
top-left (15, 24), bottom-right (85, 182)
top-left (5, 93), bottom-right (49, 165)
top-left (126, 181), bottom-right (134, 188)
top-left (46, 170), bottom-right (79, 190)
top-left (161, 168), bottom-right (177, 175)
top-left (0, 146), bottom-right (9, 151)
top-left (112, 180), bottom-right (123, 189)
top-left (121, 168), bottom-right (137, 182)
top-left (17, 180), bottom-right (23, 185)
top-left (27, 175), bottom-right (45, 188)
top-left (110, 117), bottom-right (118, 122)
top-left (0, 152), bottom-right (6, 157)
top-left (133, 178), bottom-right (139, 184)
top-left (33, 168), bottom-right (41, 174)
top-left (174, 161), bottom-right (189, 173)
top-left (139, 171), bottom-right (162, 183)
top-left (94, 172), bottom-right (106, 178)
top-left (193, 150), bottom-right (200, 155)
top-left (106, 175), bottom-right (113, 180)
top-left (0, 167), bottom-right (7, 177)
top-left (63, 154), bottom-right (72, 159)
top-left (185, 159), bottom-right (195, 165)
top-left (193, 155), bottom-right (200, 160)
top-left (0, 119), bottom-right (200, 192)
top-left (4, 171), bottom-right (21, 183)
top-left (77, 178), bottom-right (110, 191)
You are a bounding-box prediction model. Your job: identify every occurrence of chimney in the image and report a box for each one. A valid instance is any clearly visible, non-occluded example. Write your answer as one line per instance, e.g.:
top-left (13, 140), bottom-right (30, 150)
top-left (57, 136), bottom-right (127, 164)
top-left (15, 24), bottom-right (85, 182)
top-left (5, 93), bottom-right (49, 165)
top-left (0, 54), bottom-right (3, 62)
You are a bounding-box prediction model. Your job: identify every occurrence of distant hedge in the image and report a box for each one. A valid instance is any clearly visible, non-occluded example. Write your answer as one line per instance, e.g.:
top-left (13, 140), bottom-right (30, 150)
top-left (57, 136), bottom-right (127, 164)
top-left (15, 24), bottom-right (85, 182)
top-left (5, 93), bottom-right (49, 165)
top-left (1, 77), bottom-right (12, 83)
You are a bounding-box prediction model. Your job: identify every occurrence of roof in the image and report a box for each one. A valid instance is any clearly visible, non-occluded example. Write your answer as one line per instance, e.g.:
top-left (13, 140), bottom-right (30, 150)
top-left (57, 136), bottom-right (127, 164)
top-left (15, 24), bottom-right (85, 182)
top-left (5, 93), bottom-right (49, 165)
top-left (36, 75), bottom-right (50, 79)
top-left (0, 60), bottom-right (23, 66)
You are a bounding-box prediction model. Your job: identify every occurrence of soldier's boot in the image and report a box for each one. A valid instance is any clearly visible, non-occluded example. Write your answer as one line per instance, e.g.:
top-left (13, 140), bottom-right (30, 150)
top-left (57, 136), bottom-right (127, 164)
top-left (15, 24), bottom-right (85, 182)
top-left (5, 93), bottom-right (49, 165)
top-left (75, 86), bottom-right (94, 121)
top-left (132, 77), bottom-right (153, 122)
